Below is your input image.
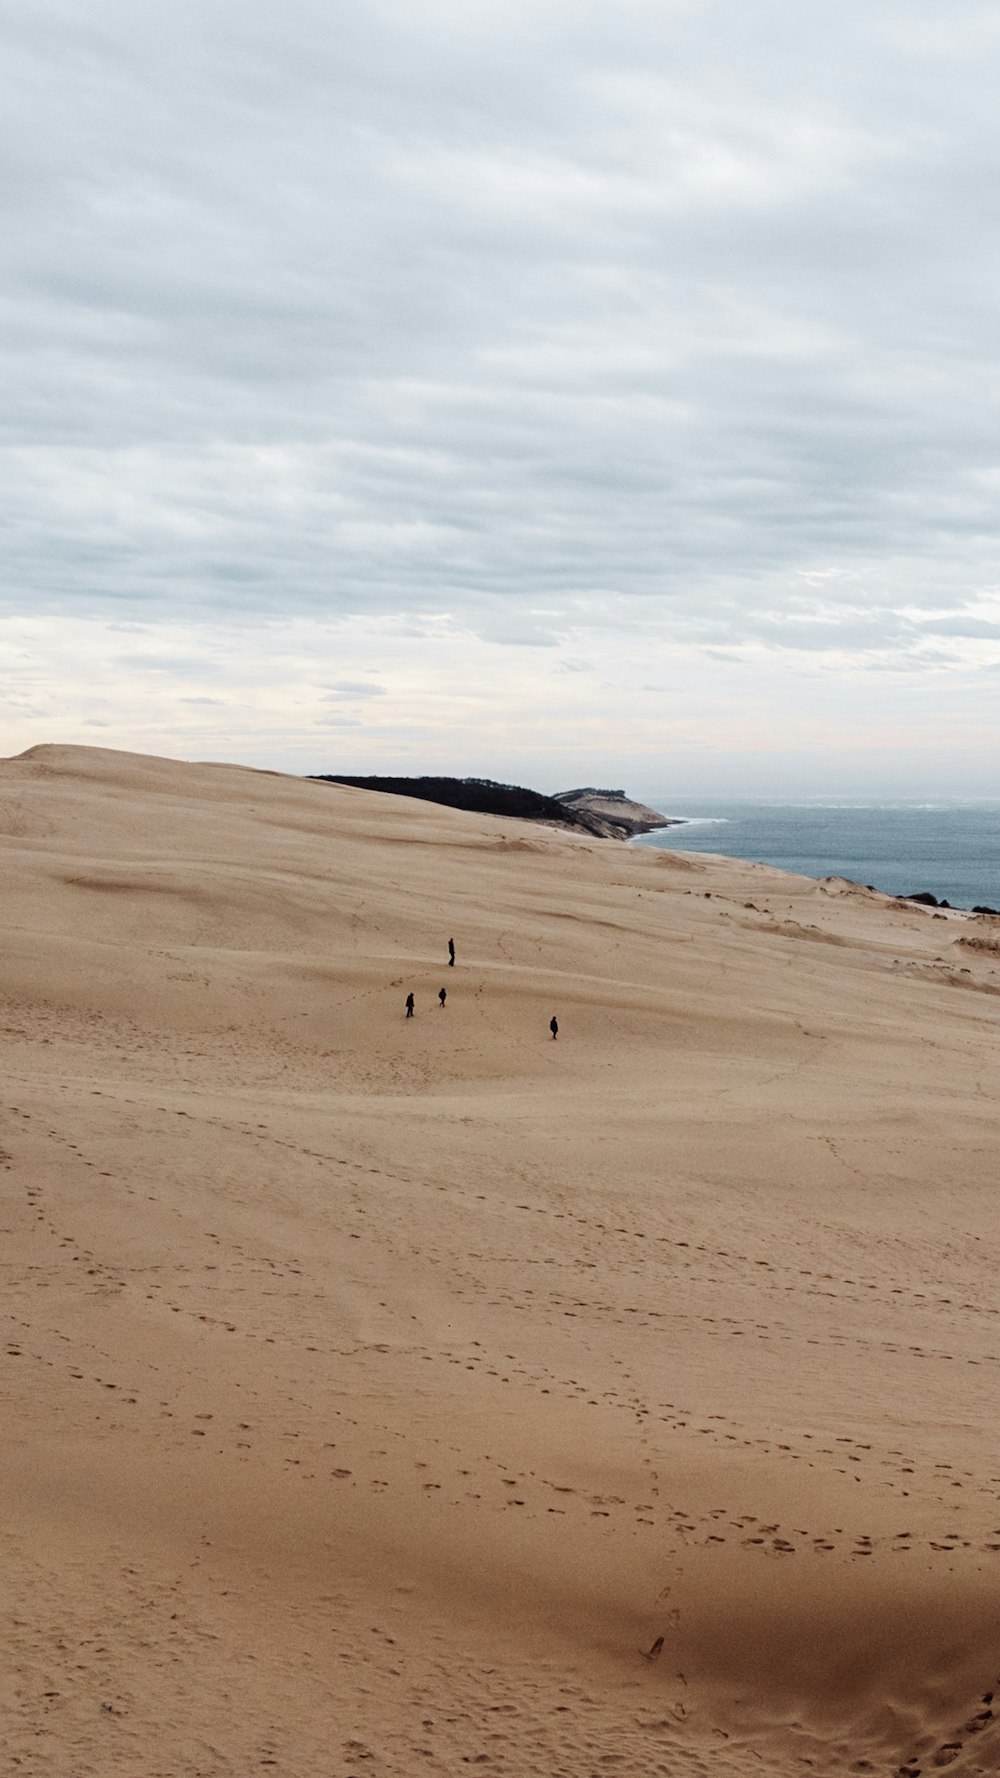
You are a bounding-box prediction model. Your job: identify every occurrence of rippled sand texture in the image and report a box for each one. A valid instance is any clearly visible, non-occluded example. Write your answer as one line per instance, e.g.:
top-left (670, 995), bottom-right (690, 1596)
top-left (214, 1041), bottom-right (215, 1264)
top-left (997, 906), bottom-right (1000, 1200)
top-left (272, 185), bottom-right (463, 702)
top-left (3, 744), bottom-right (1000, 1777)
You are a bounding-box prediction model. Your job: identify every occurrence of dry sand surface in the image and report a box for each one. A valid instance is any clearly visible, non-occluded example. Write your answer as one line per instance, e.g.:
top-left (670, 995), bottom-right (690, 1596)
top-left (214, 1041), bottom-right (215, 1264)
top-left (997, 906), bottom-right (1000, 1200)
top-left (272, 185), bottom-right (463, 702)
top-left (3, 743), bottom-right (1000, 1778)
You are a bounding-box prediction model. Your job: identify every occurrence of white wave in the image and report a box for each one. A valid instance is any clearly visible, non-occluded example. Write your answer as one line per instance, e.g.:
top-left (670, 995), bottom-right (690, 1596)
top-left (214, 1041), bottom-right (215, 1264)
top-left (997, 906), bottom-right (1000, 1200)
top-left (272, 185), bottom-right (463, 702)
top-left (662, 816), bottom-right (730, 828)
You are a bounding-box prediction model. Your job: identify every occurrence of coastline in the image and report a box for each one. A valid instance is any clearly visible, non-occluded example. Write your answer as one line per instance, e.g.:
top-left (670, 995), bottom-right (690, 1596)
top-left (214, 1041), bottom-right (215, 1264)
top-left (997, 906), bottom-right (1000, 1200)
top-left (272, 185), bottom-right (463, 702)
top-left (631, 799), bottom-right (999, 914)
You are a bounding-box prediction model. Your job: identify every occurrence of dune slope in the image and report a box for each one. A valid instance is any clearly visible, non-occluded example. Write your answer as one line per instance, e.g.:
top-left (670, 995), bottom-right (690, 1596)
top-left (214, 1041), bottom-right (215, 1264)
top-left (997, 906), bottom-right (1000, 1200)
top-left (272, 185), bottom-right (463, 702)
top-left (3, 744), bottom-right (1000, 1777)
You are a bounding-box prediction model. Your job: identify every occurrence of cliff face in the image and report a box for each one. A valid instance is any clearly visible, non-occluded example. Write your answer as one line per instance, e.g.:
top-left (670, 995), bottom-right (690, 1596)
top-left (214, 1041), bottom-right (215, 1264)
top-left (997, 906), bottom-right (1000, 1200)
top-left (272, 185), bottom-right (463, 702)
top-left (553, 787), bottom-right (676, 840)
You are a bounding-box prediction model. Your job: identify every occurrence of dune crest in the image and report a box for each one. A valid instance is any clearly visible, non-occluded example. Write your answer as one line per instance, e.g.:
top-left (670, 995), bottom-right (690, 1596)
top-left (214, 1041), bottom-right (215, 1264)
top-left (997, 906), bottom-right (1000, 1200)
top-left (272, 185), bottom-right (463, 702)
top-left (4, 745), bottom-right (1000, 1776)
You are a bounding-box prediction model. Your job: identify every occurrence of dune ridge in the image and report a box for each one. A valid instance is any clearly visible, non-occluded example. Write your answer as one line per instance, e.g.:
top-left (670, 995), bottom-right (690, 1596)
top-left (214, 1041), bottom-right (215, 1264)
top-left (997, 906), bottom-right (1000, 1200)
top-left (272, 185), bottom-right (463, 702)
top-left (3, 744), bottom-right (1000, 1776)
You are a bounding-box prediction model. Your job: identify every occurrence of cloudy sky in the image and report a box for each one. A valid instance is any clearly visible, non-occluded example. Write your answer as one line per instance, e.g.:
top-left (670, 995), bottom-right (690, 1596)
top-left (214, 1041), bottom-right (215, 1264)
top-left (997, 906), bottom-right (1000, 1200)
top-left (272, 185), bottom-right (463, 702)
top-left (4, 0), bottom-right (1000, 797)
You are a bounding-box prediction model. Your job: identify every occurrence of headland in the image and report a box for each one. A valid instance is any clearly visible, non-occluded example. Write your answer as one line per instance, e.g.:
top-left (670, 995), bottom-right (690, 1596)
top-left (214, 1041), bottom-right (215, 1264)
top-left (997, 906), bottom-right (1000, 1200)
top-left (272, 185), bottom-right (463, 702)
top-left (311, 773), bottom-right (676, 839)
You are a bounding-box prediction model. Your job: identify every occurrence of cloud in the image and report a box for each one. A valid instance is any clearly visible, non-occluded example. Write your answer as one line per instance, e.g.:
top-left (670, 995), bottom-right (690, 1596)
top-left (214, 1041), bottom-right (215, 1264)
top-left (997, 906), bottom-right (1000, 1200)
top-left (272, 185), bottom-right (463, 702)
top-left (918, 616), bottom-right (1000, 639)
top-left (2, 2), bottom-right (1000, 788)
top-left (114, 654), bottom-right (216, 675)
top-left (321, 681), bottom-right (386, 700)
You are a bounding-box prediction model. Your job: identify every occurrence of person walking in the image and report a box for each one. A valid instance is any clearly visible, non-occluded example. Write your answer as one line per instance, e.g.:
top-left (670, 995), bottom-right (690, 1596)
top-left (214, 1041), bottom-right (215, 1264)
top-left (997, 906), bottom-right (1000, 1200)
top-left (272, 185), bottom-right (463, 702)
top-left (405, 992), bottom-right (415, 1018)
top-left (550, 1015), bottom-right (558, 1040)
top-left (448, 937), bottom-right (455, 967)
top-left (438, 987), bottom-right (447, 1007)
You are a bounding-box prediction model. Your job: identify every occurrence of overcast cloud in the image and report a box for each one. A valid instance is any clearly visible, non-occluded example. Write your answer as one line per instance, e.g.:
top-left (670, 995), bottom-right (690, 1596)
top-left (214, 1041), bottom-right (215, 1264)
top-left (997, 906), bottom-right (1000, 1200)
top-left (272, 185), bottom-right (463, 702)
top-left (3, 0), bottom-right (1000, 793)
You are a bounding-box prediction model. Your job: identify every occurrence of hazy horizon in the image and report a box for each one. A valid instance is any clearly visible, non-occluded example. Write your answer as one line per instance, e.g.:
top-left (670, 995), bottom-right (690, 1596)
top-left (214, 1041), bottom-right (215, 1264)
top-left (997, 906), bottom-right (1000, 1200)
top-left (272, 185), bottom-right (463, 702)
top-left (12, 736), bottom-right (1000, 809)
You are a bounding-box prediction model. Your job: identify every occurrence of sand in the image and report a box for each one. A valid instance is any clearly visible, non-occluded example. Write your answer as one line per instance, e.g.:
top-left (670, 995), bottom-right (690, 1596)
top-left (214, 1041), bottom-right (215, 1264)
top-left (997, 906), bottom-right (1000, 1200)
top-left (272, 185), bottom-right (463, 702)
top-left (3, 742), bottom-right (1000, 1777)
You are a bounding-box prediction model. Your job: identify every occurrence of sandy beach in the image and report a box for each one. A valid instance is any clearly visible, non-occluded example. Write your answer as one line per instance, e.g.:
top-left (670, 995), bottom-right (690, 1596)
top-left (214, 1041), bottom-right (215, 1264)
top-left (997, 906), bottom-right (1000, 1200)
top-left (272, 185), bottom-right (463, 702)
top-left (3, 742), bottom-right (1000, 1777)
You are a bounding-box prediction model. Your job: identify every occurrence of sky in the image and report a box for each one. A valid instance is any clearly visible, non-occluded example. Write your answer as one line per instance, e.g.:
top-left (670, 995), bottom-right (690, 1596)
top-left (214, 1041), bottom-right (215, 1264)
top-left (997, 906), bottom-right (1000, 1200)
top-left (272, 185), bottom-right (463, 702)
top-left (3, 0), bottom-right (1000, 800)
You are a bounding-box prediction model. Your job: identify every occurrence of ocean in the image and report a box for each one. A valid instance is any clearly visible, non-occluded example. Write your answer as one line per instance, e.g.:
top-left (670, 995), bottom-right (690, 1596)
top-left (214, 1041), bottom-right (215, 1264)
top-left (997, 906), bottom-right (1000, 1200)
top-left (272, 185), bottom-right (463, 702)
top-left (632, 801), bottom-right (1000, 912)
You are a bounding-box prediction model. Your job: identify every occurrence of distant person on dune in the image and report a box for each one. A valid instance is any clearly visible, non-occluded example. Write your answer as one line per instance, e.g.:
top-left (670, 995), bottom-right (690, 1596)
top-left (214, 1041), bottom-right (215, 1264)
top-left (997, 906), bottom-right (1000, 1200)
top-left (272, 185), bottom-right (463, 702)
top-left (438, 987), bottom-right (447, 1007)
top-left (448, 937), bottom-right (455, 967)
top-left (405, 992), bottom-right (415, 1018)
top-left (550, 1016), bottom-right (558, 1040)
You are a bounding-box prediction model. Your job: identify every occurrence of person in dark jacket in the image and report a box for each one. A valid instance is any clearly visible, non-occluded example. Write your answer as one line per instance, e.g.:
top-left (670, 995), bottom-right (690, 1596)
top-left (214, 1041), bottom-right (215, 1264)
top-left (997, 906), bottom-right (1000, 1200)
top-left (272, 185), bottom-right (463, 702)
top-left (405, 992), bottom-right (415, 1018)
top-left (438, 987), bottom-right (447, 1007)
top-left (448, 937), bottom-right (455, 967)
top-left (550, 1015), bottom-right (558, 1040)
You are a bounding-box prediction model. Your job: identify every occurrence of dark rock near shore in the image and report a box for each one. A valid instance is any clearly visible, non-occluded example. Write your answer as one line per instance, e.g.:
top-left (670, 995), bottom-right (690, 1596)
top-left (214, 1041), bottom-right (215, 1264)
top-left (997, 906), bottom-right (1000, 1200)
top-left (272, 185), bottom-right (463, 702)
top-left (899, 891), bottom-right (951, 908)
top-left (972, 904), bottom-right (1000, 916)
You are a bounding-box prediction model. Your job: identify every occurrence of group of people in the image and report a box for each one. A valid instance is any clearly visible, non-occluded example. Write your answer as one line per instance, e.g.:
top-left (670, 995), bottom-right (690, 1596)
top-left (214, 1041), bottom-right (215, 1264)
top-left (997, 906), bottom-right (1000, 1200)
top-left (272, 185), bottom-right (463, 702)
top-left (404, 938), bottom-right (559, 1039)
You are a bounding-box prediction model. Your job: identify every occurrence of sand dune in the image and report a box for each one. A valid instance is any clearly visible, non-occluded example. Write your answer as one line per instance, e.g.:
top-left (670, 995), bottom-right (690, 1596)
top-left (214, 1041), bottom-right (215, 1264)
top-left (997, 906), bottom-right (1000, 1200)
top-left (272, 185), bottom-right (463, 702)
top-left (3, 743), bottom-right (1000, 1776)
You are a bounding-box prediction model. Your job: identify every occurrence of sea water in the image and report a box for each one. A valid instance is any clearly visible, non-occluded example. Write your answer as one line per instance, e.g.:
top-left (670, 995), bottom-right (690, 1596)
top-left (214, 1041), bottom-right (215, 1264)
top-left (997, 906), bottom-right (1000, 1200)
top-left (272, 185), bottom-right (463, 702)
top-left (632, 801), bottom-right (1000, 912)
